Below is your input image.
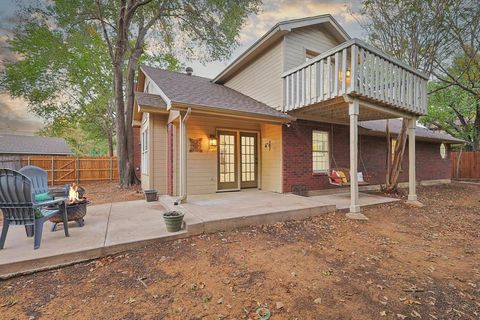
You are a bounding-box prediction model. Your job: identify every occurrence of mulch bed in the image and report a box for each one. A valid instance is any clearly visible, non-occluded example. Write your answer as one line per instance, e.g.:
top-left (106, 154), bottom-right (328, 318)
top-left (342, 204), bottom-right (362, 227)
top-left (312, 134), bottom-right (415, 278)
top-left (0, 183), bottom-right (479, 319)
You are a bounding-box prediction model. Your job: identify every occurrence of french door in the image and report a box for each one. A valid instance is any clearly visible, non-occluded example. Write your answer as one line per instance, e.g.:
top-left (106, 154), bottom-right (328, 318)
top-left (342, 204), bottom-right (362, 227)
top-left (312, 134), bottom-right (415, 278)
top-left (217, 131), bottom-right (258, 191)
top-left (240, 132), bottom-right (258, 188)
top-left (218, 131), bottom-right (238, 190)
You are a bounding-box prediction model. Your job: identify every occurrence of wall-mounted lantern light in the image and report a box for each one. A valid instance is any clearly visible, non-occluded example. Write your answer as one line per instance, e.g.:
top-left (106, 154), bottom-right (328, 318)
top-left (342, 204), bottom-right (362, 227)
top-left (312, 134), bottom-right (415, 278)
top-left (209, 135), bottom-right (218, 148)
top-left (339, 69), bottom-right (351, 82)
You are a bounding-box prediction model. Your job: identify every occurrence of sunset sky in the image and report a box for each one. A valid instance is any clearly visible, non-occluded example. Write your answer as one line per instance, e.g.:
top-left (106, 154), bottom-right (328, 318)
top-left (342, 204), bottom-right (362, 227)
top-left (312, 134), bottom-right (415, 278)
top-left (0, 0), bottom-right (364, 134)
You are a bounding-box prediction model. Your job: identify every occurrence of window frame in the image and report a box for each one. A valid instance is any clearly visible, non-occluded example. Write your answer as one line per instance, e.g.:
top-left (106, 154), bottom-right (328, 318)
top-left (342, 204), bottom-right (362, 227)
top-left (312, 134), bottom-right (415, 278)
top-left (440, 143), bottom-right (447, 159)
top-left (141, 127), bottom-right (149, 175)
top-left (312, 130), bottom-right (330, 174)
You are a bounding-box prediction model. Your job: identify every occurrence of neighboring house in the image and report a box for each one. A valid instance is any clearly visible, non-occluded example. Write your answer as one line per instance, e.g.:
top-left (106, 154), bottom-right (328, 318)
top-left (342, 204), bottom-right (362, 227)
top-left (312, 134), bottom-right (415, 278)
top-left (132, 15), bottom-right (463, 218)
top-left (0, 134), bottom-right (72, 170)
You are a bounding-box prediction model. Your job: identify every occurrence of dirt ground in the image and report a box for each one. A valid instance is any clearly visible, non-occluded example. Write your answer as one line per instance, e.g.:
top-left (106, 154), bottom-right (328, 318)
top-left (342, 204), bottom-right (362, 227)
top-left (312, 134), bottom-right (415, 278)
top-left (1, 183), bottom-right (479, 320)
top-left (81, 181), bottom-right (144, 205)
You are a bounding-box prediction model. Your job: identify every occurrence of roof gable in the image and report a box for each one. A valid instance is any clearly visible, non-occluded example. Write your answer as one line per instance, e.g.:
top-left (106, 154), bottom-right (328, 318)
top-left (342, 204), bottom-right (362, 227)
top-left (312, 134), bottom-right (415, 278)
top-left (213, 14), bottom-right (350, 83)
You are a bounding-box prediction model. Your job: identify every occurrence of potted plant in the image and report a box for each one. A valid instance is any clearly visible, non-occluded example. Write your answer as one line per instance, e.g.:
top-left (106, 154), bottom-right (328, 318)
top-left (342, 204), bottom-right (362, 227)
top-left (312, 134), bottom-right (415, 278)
top-left (144, 189), bottom-right (158, 202)
top-left (163, 211), bottom-right (185, 232)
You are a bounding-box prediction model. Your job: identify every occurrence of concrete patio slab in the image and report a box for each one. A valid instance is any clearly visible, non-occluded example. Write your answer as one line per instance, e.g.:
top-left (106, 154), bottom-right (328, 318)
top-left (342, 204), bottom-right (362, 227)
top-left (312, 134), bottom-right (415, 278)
top-left (0, 201), bottom-right (187, 278)
top-left (0, 190), bottom-right (398, 278)
top-left (309, 192), bottom-right (400, 210)
top-left (173, 190), bottom-right (336, 234)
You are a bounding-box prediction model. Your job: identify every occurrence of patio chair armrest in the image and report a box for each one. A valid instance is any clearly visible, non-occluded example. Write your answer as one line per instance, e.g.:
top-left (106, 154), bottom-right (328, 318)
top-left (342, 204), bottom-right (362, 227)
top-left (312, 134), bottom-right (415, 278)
top-left (33, 197), bottom-right (67, 208)
top-left (49, 184), bottom-right (69, 198)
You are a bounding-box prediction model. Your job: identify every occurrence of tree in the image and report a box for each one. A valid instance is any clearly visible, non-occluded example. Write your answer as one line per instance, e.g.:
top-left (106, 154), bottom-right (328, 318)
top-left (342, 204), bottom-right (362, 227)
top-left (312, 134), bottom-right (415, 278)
top-left (358, 0), bottom-right (454, 191)
top-left (1, 16), bottom-right (116, 156)
top-left (422, 53), bottom-right (480, 150)
top-left (52, 0), bottom-right (261, 186)
top-left (428, 1), bottom-right (480, 149)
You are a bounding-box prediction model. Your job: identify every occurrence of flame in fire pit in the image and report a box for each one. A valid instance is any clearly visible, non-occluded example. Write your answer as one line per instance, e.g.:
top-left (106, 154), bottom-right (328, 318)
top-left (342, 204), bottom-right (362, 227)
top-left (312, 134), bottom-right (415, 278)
top-left (68, 183), bottom-right (81, 204)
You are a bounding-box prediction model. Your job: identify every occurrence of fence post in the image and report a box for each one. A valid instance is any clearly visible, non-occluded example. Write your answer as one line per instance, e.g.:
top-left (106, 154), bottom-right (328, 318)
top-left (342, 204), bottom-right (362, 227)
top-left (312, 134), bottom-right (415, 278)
top-left (27, 156), bottom-right (31, 166)
top-left (456, 149), bottom-right (462, 179)
top-left (76, 157), bottom-right (80, 184)
top-left (110, 157), bottom-right (113, 180)
top-left (51, 156), bottom-right (54, 186)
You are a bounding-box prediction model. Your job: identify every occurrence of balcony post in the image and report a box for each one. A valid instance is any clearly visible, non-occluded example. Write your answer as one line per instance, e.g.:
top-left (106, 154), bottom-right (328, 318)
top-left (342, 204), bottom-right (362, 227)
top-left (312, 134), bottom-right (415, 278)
top-left (407, 117), bottom-right (422, 205)
top-left (346, 98), bottom-right (368, 220)
top-left (350, 45), bottom-right (358, 93)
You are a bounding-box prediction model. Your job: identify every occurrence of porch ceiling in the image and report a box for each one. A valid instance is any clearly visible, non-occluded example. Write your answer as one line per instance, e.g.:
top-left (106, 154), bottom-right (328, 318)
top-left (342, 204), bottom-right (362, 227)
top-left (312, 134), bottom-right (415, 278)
top-left (287, 96), bottom-right (414, 124)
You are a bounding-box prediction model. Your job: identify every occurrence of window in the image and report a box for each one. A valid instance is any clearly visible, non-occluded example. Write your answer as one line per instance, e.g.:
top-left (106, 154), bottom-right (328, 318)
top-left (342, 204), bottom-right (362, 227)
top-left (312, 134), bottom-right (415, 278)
top-left (312, 130), bottom-right (329, 173)
top-left (440, 143), bottom-right (447, 159)
top-left (141, 128), bottom-right (148, 175)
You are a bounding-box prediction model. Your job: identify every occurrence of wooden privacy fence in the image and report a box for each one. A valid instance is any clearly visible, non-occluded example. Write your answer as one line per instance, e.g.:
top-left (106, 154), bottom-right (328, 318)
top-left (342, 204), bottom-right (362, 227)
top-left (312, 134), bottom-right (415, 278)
top-left (20, 156), bottom-right (119, 185)
top-left (451, 151), bottom-right (480, 179)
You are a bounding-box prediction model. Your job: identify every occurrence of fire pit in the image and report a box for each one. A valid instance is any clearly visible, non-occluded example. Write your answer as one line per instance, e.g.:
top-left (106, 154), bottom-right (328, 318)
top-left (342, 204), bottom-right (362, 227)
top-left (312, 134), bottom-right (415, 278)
top-left (50, 183), bottom-right (88, 231)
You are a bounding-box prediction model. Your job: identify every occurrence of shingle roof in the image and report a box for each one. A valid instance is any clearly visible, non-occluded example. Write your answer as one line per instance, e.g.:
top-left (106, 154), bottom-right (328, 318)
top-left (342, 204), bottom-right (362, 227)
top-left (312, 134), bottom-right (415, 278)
top-left (359, 119), bottom-right (465, 144)
top-left (135, 92), bottom-right (168, 110)
top-left (0, 135), bottom-right (72, 155)
top-left (140, 66), bottom-right (290, 120)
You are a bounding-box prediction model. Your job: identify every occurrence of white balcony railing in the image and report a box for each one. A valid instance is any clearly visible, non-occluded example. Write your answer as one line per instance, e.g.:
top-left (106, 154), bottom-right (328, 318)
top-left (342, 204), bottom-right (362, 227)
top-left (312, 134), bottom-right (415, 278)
top-left (282, 39), bottom-right (428, 115)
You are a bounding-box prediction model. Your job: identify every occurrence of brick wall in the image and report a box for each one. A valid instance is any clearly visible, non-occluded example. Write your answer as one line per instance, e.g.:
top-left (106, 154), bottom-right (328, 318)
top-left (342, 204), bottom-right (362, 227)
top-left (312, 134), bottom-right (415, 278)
top-left (133, 126), bottom-right (141, 181)
top-left (282, 120), bottom-right (451, 193)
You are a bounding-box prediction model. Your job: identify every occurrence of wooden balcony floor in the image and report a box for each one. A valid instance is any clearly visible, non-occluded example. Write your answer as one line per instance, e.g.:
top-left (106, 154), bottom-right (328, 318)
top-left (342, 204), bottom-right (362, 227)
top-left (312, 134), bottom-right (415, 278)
top-left (288, 96), bottom-right (405, 124)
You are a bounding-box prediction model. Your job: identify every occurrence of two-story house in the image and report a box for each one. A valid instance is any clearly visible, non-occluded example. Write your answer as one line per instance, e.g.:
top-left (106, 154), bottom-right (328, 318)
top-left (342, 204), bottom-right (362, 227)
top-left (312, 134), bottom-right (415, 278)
top-left (132, 15), bottom-right (462, 218)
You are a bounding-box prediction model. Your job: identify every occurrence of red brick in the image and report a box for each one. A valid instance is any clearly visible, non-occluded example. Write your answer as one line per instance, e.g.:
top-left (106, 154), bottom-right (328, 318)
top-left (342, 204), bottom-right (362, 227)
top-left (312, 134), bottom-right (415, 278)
top-left (282, 120), bottom-right (451, 193)
top-left (133, 127), bottom-right (141, 181)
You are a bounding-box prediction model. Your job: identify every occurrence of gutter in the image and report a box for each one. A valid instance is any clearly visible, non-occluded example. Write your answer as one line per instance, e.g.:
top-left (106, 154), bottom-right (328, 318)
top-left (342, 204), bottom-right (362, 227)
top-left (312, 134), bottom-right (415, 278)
top-left (171, 102), bottom-right (294, 124)
top-left (174, 107), bottom-right (191, 205)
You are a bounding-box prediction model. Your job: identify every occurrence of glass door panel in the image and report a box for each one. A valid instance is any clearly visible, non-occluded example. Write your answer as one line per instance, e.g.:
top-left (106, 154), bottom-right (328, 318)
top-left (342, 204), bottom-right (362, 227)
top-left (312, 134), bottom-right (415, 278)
top-left (217, 131), bottom-right (238, 190)
top-left (240, 132), bottom-right (258, 188)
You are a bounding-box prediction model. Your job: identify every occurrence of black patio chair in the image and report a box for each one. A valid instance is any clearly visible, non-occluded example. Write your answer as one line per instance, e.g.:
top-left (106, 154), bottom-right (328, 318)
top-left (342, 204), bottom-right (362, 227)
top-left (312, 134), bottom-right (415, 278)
top-left (0, 168), bottom-right (69, 250)
top-left (19, 165), bottom-right (69, 199)
top-left (19, 165), bottom-right (70, 233)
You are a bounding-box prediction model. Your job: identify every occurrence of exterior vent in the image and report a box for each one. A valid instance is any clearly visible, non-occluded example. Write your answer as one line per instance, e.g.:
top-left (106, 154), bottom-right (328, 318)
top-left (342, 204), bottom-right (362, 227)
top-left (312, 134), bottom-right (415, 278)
top-left (185, 67), bottom-right (193, 76)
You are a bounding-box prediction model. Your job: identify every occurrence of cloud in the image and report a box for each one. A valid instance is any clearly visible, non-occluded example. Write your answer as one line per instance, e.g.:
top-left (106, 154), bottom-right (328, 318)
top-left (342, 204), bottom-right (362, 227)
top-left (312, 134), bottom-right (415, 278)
top-left (0, 93), bottom-right (43, 135)
top-left (0, 27), bottom-right (43, 135)
top-left (238, 0), bottom-right (363, 45)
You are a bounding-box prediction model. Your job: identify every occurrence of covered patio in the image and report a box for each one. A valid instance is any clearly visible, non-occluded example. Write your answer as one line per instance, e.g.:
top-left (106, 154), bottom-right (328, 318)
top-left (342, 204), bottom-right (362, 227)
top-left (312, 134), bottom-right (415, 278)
top-left (0, 189), bottom-right (398, 278)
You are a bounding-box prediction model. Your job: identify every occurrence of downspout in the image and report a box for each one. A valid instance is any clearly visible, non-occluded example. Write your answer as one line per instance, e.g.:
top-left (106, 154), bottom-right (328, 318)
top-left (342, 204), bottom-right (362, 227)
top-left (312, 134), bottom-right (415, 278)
top-left (175, 107), bottom-right (191, 205)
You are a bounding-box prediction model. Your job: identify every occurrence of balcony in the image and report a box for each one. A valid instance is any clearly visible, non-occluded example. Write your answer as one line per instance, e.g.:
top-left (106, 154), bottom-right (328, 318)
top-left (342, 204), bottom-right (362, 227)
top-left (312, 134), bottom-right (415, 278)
top-left (282, 39), bottom-right (428, 120)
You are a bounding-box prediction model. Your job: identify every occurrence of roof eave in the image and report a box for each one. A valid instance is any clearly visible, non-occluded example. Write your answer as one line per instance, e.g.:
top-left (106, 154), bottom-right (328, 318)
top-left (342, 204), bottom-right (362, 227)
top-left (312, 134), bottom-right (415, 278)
top-left (212, 25), bottom-right (286, 83)
top-left (359, 127), bottom-right (465, 144)
top-left (171, 102), bottom-right (294, 124)
top-left (1, 151), bottom-right (73, 155)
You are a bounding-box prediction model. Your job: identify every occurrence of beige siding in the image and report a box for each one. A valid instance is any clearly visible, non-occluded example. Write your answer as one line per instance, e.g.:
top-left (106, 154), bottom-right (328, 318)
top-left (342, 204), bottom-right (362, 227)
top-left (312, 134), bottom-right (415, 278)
top-left (224, 40), bottom-right (283, 110)
top-left (261, 124), bottom-right (283, 193)
top-left (284, 25), bottom-right (341, 70)
top-left (150, 114), bottom-right (168, 194)
top-left (185, 115), bottom-right (261, 195)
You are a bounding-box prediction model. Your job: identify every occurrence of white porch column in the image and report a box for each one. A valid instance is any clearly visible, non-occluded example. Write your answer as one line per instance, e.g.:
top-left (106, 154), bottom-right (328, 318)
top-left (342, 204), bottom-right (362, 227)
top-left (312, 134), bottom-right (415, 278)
top-left (175, 108), bottom-right (191, 205)
top-left (407, 117), bottom-right (417, 202)
top-left (346, 99), bottom-right (368, 220)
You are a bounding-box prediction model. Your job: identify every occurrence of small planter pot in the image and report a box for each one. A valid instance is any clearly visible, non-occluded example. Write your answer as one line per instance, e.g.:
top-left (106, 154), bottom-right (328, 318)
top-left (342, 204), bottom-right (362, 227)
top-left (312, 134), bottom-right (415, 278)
top-left (144, 189), bottom-right (158, 202)
top-left (163, 211), bottom-right (184, 232)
